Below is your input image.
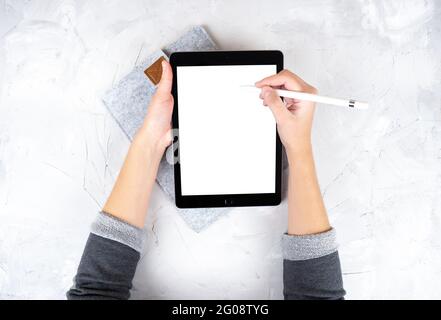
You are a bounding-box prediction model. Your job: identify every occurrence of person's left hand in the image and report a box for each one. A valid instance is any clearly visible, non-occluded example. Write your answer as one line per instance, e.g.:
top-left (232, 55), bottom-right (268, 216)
top-left (103, 60), bottom-right (173, 227)
top-left (136, 60), bottom-right (174, 155)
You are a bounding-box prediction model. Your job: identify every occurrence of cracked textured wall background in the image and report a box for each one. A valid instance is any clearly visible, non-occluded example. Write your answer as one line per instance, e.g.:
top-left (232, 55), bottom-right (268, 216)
top-left (0, 0), bottom-right (440, 299)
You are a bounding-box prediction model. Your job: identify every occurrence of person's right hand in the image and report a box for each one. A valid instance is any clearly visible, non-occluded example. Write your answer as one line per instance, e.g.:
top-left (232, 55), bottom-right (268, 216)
top-left (255, 70), bottom-right (317, 159)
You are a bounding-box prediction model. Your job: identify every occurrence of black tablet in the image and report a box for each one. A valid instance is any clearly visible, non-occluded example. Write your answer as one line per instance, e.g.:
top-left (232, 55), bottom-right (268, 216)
top-left (170, 51), bottom-right (283, 208)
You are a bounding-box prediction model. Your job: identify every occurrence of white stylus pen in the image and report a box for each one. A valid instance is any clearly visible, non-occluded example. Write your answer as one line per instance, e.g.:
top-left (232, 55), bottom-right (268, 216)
top-left (241, 85), bottom-right (369, 110)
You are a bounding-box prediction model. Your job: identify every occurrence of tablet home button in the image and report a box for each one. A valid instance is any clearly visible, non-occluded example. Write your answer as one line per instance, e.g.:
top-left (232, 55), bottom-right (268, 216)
top-left (224, 199), bottom-right (234, 206)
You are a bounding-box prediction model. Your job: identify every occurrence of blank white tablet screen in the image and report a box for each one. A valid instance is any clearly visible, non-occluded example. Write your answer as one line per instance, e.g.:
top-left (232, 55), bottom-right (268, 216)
top-left (177, 65), bottom-right (277, 195)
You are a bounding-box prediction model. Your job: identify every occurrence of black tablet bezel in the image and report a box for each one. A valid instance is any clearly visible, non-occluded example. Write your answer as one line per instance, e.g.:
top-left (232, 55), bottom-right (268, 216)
top-left (170, 51), bottom-right (283, 208)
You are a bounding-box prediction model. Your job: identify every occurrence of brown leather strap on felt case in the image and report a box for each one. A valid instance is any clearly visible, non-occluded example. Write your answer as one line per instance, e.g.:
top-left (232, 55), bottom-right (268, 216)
top-left (144, 56), bottom-right (166, 85)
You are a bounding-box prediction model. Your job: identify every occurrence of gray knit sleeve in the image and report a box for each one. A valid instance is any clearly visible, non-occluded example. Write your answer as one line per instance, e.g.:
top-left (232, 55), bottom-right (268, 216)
top-left (67, 212), bottom-right (145, 300)
top-left (282, 228), bottom-right (338, 261)
top-left (282, 228), bottom-right (345, 300)
top-left (91, 211), bottom-right (145, 253)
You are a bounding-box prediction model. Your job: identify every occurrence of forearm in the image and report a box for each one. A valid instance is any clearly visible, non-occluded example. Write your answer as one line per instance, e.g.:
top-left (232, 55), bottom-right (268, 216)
top-left (103, 129), bottom-right (163, 228)
top-left (287, 145), bottom-right (330, 235)
top-left (257, 70), bottom-right (344, 299)
top-left (283, 145), bottom-right (345, 300)
top-left (68, 60), bottom-right (173, 300)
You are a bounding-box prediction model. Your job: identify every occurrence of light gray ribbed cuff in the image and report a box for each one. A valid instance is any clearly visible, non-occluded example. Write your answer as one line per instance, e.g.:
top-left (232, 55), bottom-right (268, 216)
top-left (90, 211), bottom-right (145, 253)
top-left (282, 228), bottom-right (338, 261)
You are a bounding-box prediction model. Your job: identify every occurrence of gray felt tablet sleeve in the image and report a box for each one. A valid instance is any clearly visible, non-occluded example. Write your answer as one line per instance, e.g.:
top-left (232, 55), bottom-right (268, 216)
top-left (103, 26), bottom-right (229, 232)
